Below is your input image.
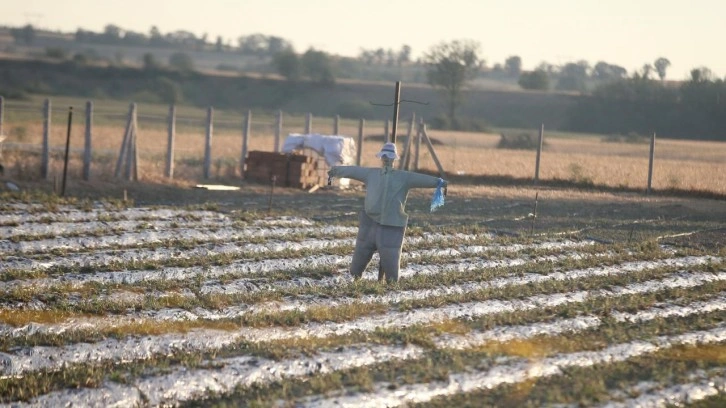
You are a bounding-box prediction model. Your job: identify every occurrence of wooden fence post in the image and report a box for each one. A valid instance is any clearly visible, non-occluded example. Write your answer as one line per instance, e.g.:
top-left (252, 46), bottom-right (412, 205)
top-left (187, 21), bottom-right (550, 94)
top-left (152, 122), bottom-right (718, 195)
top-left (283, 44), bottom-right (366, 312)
top-left (115, 103), bottom-right (134, 178)
top-left (414, 118), bottom-right (423, 171)
top-left (421, 121), bottom-right (445, 176)
top-left (41, 98), bottom-right (51, 179)
top-left (647, 132), bottom-right (656, 194)
top-left (82, 101), bottom-right (93, 181)
top-left (356, 118), bottom-right (365, 166)
top-left (305, 113), bottom-right (312, 134)
top-left (333, 114), bottom-right (340, 135)
top-left (0, 95), bottom-right (4, 160)
top-left (274, 110), bottom-right (282, 153)
top-left (61, 106), bottom-right (73, 196)
top-left (0, 95), bottom-right (4, 137)
top-left (165, 104), bottom-right (176, 179)
top-left (241, 110), bottom-right (251, 178)
top-left (534, 123), bottom-right (544, 185)
top-left (123, 104), bottom-right (139, 181)
top-left (399, 113), bottom-right (415, 170)
top-left (203, 106), bottom-right (213, 179)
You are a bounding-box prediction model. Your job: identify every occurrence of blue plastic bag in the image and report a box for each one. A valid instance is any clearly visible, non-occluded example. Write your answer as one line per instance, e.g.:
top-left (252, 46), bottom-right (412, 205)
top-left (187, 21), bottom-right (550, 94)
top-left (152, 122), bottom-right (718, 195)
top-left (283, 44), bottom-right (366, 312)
top-left (430, 178), bottom-right (446, 212)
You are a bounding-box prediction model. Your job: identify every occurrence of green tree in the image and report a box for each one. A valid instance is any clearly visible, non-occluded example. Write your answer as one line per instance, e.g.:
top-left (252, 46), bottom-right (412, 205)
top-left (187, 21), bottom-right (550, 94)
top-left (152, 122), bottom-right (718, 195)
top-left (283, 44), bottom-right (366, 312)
top-left (653, 57), bottom-right (671, 80)
top-left (422, 39), bottom-right (482, 127)
top-left (518, 69), bottom-right (550, 90)
top-left (10, 24), bottom-right (36, 45)
top-left (273, 49), bottom-right (302, 81)
top-left (142, 53), bottom-right (160, 70)
top-left (301, 48), bottom-right (335, 85)
top-left (398, 45), bottom-right (412, 66)
top-left (689, 67), bottom-right (713, 83)
top-left (168, 52), bottom-right (194, 72)
top-left (154, 77), bottom-right (183, 104)
top-left (103, 24), bottom-right (123, 43)
top-left (556, 61), bottom-right (589, 92)
top-left (592, 61), bottom-right (628, 81)
top-left (504, 55), bottom-right (522, 77)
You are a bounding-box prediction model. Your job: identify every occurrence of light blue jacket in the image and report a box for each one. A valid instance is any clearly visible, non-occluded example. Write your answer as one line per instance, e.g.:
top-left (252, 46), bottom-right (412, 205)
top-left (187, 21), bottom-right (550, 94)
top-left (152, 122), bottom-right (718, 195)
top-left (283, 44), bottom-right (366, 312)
top-left (329, 165), bottom-right (442, 227)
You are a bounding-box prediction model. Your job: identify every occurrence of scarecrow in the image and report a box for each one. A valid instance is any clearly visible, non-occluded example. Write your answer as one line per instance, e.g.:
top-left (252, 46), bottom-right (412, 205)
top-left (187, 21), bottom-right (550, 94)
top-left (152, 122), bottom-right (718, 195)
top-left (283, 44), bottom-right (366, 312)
top-left (328, 142), bottom-right (447, 283)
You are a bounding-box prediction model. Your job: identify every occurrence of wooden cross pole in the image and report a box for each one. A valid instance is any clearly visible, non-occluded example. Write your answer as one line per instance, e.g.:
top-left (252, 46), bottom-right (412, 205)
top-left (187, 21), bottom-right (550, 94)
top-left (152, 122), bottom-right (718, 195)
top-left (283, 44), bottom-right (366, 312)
top-left (390, 81), bottom-right (401, 144)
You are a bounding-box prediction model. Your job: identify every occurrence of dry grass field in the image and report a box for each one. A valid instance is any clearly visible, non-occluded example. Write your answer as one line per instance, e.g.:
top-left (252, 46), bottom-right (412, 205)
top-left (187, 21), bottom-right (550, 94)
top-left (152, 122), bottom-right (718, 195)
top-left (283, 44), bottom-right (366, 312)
top-left (2, 97), bottom-right (725, 197)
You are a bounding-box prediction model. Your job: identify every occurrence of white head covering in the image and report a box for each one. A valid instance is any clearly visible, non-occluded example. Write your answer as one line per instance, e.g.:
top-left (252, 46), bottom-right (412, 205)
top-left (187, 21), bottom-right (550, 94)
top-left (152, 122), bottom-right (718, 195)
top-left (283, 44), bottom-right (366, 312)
top-left (376, 142), bottom-right (399, 160)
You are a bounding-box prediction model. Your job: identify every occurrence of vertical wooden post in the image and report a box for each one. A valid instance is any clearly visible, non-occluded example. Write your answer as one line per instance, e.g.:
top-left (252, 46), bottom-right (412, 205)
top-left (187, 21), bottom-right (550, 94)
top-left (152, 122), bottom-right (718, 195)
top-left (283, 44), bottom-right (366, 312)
top-left (305, 113), bottom-right (312, 134)
top-left (390, 81), bottom-right (401, 143)
top-left (203, 106), bottom-right (213, 179)
top-left (647, 132), bottom-right (656, 194)
top-left (421, 122), bottom-right (445, 176)
top-left (165, 104), bottom-right (176, 179)
top-left (384, 119), bottom-right (390, 143)
top-left (241, 110), bottom-right (251, 178)
top-left (333, 114), bottom-right (340, 135)
top-left (0, 95), bottom-right (4, 137)
top-left (274, 110), bottom-right (282, 153)
top-left (356, 118), bottom-right (365, 166)
top-left (0, 96), bottom-right (4, 160)
top-left (534, 123), bottom-right (544, 185)
top-left (122, 104), bottom-right (138, 181)
top-left (414, 118), bottom-right (423, 171)
top-left (131, 106), bottom-right (138, 181)
top-left (400, 113), bottom-right (415, 170)
top-left (61, 107), bottom-right (73, 196)
top-left (82, 101), bottom-right (92, 181)
top-left (41, 98), bottom-right (51, 179)
top-left (115, 103), bottom-right (134, 178)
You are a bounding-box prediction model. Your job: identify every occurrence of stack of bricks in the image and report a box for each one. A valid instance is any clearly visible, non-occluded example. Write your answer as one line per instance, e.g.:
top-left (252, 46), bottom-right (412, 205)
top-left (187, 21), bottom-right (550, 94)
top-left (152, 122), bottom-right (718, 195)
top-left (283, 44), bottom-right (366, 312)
top-left (245, 151), bottom-right (325, 189)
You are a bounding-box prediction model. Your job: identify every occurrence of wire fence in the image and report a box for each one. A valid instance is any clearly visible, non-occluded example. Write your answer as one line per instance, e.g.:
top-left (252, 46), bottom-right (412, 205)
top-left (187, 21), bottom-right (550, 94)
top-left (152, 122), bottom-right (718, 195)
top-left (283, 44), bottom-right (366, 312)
top-left (1, 96), bottom-right (725, 196)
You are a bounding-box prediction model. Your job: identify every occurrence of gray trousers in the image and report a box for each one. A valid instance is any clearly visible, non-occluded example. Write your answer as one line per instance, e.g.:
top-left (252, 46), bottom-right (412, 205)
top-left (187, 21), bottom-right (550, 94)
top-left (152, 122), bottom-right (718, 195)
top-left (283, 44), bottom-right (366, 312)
top-left (350, 211), bottom-right (406, 282)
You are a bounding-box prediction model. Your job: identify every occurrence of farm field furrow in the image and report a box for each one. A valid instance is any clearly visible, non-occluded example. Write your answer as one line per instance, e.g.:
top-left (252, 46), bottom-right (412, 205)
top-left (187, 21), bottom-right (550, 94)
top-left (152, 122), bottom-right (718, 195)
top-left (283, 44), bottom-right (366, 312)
top-left (1, 268), bottom-right (723, 378)
top-left (0, 253), bottom-right (717, 344)
top-left (0, 203), bottom-right (723, 406)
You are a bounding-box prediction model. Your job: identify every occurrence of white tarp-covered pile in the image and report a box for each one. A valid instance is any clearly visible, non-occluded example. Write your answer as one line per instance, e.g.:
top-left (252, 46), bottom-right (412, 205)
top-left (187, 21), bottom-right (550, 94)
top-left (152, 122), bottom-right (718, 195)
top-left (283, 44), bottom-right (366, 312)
top-left (282, 134), bottom-right (357, 167)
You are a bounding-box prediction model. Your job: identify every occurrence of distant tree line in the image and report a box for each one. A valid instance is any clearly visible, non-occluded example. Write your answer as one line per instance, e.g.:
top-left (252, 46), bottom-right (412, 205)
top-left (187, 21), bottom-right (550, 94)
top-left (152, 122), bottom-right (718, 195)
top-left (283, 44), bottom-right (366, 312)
top-left (567, 67), bottom-right (726, 140)
top-left (4, 24), bottom-right (726, 140)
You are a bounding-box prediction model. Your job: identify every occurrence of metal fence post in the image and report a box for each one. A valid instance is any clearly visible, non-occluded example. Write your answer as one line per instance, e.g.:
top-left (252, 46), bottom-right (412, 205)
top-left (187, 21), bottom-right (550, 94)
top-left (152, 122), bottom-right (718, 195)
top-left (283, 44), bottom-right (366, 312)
top-left (241, 110), bottom-right (251, 178)
top-left (647, 132), bottom-right (656, 194)
top-left (41, 98), bottom-right (51, 179)
top-left (305, 113), bottom-right (312, 134)
top-left (165, 104), bottom-right (176, 179)
top-left (82, 101), bottom-right (93, 181)
top-left (203, 106), bottom-right (213, 179)
top-left (534, 123), bottom-right (544, 185)
top-left (274, 110), bottom-right (282, 153)
top-left (356, 118), bottom-right (365, 166)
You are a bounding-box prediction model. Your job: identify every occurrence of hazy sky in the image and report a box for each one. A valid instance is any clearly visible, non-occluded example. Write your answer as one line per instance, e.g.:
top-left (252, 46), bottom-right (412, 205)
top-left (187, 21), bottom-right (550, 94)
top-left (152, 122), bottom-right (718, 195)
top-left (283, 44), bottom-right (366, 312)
top-left (3, 0), bottom-right (724, 80)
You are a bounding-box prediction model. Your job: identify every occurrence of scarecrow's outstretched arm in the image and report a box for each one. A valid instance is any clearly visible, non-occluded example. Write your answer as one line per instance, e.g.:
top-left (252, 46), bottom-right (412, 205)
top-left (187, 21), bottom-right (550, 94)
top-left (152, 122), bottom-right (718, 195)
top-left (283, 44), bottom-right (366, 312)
top-left (405, 171), bottom-right (446, 189)
top-left (328, 166), bottom-right (368, 182)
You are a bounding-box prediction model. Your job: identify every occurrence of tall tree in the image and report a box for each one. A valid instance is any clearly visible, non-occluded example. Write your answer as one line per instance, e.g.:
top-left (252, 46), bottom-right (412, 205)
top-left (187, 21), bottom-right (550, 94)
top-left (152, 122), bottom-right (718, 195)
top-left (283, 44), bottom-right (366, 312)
top-left (504, 55), bottom-right (522, 77)
top-left (518, 69), bottom-right (550, 90)
top-left (301, 48), bottom-right (335, 85)
top-left (653, 57), bottom-right (671, 80)
top-left (168, 52), bottom-right (194, 72)
top-left (422, 39), bottom-right (482, 126)
top-left (398, 45), bottom-right (412, 66)
top-left (273, 49), bottom-right (302, 81)
top-left (10, 24), bottom-right (36, 45)
top-left (592, 61), bottom-right (628, 81)
top-left (556, 60), bottom-right (590, 92)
